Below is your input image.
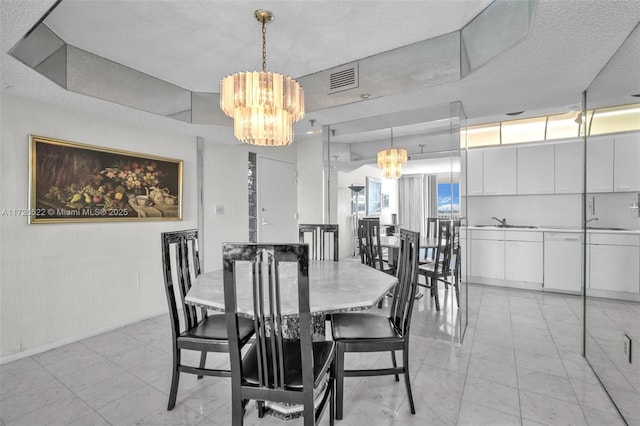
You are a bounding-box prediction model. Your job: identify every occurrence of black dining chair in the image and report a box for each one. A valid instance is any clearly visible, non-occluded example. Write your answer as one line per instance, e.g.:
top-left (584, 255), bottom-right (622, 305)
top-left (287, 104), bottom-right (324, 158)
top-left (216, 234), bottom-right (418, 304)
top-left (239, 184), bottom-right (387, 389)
top-left (416, 220), bottom-right (452, 311)
top-left (161, 230), bottom-right (254, 411)
top-left (360, 218), bottom-right (395, 275)
top-left (442, 220), bottom-right (461, 307)
top-left (330, 228), bottom-right (420, 420)
top-left (222, 243), bottom-right (335, 426)
top-left (421, 217), bottom-right (439, 263)
top-left (298, 224), bottom-right (339, 261)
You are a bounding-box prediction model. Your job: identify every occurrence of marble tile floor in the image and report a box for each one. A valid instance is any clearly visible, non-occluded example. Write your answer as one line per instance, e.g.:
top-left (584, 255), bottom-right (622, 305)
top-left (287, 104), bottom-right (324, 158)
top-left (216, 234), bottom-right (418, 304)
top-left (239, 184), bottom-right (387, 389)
top-left (0, 284), bottom-right (633, 426)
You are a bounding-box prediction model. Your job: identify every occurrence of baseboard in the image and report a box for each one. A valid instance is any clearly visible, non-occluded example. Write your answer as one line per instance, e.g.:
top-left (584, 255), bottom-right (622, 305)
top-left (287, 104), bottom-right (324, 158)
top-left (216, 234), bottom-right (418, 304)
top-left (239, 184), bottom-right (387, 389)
top-left (0, 310), bottom-right (167, 365)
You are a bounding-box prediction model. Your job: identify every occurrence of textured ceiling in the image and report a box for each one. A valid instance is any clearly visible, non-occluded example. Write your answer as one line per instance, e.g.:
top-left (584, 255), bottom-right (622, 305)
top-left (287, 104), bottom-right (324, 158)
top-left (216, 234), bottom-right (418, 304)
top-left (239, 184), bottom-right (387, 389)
top-left (2, 0), bottom-right (640, 148)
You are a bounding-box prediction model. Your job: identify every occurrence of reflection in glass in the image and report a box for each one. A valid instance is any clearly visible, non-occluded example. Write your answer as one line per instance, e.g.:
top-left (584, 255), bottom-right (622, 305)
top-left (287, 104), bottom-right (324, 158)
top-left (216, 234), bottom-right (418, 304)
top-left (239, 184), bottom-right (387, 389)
top-left (584, 24), bottom-right (640, 425)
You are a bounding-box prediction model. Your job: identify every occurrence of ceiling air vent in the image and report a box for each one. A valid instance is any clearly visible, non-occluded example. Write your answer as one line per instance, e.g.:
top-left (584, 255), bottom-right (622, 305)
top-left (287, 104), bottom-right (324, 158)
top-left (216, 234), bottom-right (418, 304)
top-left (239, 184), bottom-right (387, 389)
top-left (328, 63), bottom-right (359, 94)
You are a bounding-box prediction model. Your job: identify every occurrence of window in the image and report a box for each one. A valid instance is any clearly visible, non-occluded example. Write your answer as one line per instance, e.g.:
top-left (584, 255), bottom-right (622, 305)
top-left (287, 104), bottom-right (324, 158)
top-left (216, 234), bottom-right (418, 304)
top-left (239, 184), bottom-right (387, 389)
top-left (437, 182), bottom-right (460, 218)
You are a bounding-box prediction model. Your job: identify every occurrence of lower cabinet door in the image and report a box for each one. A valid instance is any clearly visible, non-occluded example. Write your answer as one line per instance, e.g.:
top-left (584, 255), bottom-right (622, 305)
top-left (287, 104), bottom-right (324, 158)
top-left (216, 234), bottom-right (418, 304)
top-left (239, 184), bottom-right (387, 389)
top-left (589, 244), bottom-right (640, 293)
top-left (470, 239), bottom-right (505, 280)
top-left (505, 241), bottom-right (543, 283)
top-left (544, 236), bottom-right (582, 292)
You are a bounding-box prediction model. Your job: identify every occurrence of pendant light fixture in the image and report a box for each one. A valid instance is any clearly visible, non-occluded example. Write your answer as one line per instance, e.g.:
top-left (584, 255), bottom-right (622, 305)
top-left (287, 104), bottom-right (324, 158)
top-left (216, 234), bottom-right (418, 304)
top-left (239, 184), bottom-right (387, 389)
top-left (377, 128), bottom-right (408, 179)
top-left (220, 10), bottom-right (304, 146)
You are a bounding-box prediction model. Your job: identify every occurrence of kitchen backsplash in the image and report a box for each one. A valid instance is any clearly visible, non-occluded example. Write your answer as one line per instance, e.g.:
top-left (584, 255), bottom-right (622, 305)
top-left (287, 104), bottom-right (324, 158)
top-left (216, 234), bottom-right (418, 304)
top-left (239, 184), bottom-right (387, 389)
top-left (466, 192), bottom-right (640, 230)
top-left (589, 192), bottom-right (640, 229)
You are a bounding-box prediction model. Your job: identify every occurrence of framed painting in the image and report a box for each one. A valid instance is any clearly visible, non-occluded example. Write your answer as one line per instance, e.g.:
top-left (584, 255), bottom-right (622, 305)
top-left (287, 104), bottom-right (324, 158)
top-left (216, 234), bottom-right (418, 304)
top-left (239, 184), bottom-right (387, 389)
top-left (28, 135), bottom-right (183, 223)
top-left (365, 176), bottom-right (382, 217)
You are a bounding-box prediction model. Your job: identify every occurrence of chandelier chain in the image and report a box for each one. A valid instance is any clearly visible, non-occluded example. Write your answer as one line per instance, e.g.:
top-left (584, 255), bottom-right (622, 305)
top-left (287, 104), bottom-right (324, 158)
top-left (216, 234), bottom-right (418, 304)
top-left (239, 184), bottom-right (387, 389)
top-left (262, 21), bottom-right (267, 72)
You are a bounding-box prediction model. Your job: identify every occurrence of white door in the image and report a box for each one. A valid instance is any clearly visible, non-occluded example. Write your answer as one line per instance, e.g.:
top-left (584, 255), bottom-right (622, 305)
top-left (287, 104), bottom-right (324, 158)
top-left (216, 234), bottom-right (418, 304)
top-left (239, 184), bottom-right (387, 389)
top-left (257, 157), bottom-right (298, 243)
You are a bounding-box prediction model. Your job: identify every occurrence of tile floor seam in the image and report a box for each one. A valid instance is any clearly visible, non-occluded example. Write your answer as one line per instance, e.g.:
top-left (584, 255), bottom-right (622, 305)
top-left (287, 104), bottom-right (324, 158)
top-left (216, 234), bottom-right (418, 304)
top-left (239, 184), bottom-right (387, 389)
top-left (23, 354), bottom-right (94, 423)
top-left (504, 288), bottom-right (527, 425)
top-left (452, 283), bottom-right (483, 426)
top-left (536, 292), bottom-right (594, 426)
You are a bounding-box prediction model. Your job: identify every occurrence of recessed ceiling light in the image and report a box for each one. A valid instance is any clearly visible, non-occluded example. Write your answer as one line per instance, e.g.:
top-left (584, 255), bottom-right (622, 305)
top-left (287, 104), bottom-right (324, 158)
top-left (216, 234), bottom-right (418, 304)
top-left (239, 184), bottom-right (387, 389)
top-left (505, 111), bottom-right (524, 116)
top-left (360, 94), bottom-right (372, 100)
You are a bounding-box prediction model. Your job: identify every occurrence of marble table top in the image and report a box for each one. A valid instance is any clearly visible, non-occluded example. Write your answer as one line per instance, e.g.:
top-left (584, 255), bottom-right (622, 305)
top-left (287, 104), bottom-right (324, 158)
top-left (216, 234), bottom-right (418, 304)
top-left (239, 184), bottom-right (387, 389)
top-left (185, 259), bottom-right (398, 317)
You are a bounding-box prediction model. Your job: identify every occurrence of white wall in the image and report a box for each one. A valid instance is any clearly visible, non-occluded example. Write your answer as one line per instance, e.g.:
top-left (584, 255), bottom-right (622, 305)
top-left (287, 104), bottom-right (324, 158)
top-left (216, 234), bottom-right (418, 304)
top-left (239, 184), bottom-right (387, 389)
top-left (200, 141), bottom-right (296, 271)
top-left (0, 94), bottom-right (198, 360)
top-left (296, 136), bottom-right (324, 224)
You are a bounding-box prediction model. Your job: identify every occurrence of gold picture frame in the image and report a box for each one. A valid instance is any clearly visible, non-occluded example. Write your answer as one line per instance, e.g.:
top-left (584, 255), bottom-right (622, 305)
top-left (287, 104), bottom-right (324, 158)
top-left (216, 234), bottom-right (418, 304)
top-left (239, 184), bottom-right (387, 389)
top-left (28, 135), bottom-right (183, 223)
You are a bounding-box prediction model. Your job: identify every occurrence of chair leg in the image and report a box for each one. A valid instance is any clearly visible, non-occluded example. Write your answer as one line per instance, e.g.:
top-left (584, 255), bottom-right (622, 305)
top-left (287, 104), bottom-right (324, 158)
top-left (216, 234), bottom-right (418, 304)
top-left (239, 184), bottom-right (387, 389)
top-left (335, 343), bottom-right (345, 420)
top-left (402, 348), bottom-right (416, 415)
top-left (431, 276), bottom-right (440, 312)
top-left (329, 356), bottom-right (335, 426)
top-left (230, 394), bottom-right (244, 426)
top-left (390, 350), bottom-right (399, 381)
top-left (257, 401), bottom-right (265, 418)
top-left (197, 351), bottom-right (207, 379)
top-left (167, 348), bottom-right (180, 410)
top-left (454, 278), bottom-right (460, 308)
top-left (330, 373), bottom-right (335, 426)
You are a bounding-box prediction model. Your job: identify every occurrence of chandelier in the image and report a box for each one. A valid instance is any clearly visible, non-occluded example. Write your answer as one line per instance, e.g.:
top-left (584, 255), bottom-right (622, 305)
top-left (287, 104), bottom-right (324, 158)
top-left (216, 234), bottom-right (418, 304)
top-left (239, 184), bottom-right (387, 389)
top-left (220, 10), bottom-right (304, 146)
top-left (377, 128), bottom-right (408, 179)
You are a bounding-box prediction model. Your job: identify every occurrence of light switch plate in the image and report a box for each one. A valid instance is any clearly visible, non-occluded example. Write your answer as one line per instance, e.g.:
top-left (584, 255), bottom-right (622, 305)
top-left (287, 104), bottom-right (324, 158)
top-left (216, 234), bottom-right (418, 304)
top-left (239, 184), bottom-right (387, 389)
top-left (623, 334), bottom-right (632, 364)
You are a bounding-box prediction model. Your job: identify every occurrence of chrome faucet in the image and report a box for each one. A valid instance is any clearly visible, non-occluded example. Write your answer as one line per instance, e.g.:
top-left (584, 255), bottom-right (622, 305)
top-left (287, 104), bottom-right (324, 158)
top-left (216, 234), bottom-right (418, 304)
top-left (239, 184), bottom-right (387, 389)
top-left (491, 216), bottom-right (506, 226)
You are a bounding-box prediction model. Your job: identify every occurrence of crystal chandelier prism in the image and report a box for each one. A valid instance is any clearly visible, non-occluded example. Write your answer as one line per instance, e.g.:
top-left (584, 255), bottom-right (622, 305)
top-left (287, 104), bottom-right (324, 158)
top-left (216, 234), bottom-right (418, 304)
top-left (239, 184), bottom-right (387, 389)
top-left (220, 10), bottom-right (304, 146)
top-left (377, 128), bottom-right (408, 179)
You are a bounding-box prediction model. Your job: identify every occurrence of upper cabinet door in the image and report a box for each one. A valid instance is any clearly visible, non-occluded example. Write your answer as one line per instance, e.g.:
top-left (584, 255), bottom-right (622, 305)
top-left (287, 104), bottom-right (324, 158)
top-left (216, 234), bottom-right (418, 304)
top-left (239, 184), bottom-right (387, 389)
top-left (555, 140), bottom-right (583, 193)
top-left (466, 150), bottom-right (483, 196)
top-left (586, 136), bottom-right (614, 193)
top-left (483, 147), bottom-right (517, 195)
top-left (517, 144), bottom-right (555, 194)
top-left (613, 133), bottom-right (640, 192)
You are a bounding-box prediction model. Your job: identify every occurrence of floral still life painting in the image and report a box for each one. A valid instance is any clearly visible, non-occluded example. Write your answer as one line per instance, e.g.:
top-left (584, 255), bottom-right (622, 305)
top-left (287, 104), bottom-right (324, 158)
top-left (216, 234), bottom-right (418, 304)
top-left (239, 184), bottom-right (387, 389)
top-left (29, 135), bottom-right (183, 223)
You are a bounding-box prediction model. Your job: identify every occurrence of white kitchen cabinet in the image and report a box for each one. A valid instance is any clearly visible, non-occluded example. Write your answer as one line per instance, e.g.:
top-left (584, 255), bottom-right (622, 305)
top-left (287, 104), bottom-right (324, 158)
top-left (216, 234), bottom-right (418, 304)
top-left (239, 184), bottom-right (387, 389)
top-left (586, 136), bottom-right (614, 192)
top-left (555, 140), bottom-right (583, 193)
top-left (466, 149), bottom-right (483, 196)
top-left (517, 144), bottom-right (555, 194)
top-left (469, 230), bottom-right (505, 280)
top-left (589, 233), bottom-right (640, 294)
top-left (613, 133), bottom-right (640, 192)
top-left (544, 232), bottom-right (582, 293)
top-left (505, 231), bottom-right (543, 284)
top-left (483, 147), bottom-right (517, 195)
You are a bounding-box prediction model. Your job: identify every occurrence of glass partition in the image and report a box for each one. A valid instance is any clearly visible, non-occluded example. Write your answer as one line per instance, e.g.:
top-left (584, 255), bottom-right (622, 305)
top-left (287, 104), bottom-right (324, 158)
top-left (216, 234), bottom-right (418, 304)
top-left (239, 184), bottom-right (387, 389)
top-left (584, 23), bottom-right (640, 425)
top-left (323, 101), bottom-right (468, 344)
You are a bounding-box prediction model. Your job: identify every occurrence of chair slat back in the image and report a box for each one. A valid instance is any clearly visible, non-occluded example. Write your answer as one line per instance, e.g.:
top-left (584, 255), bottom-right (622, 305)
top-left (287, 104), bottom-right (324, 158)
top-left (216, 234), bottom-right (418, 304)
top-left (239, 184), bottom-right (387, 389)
top-left (223, 243), bottom-right (313, 394)
top-left (161, 230), bottom-right (203, 339)
top-left (299, 224), bottom-right (339, 261)
top-left (389, 229), bottom-right (420, 336)
top-left (434, 220), bottom-right (452, 267)
top-left (449, 220), bottom-right (461, 272)
top-left (360, 218), bottom-right (386, 270)
top-left (422, 217), bottom-right (439, 261)
top-left (357, 220), bottom-right (368, 264)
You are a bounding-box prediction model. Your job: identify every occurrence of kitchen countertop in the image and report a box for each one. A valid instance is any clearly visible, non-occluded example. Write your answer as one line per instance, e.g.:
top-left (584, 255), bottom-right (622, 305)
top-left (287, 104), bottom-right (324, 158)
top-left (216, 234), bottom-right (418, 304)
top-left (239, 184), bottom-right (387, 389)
top-left (465, 225), bottom-right (640, 234)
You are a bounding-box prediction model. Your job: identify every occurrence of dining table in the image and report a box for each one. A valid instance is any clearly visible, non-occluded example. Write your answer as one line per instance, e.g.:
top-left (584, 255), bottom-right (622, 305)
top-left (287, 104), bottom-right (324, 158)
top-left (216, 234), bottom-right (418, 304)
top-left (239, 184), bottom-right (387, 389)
top-left (185, 258), bottom-right (398, 336)
top-left (185, 258), bottom-right (398, 420)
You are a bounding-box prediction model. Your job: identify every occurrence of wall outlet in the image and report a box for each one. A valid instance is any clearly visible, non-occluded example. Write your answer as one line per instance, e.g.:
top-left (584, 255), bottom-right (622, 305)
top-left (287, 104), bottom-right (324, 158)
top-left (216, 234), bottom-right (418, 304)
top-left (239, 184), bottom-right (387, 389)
top-left (623, 334), bottom-right (632, 364)
top-left (215, 205), bottom-right (224, 215)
